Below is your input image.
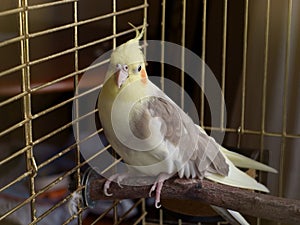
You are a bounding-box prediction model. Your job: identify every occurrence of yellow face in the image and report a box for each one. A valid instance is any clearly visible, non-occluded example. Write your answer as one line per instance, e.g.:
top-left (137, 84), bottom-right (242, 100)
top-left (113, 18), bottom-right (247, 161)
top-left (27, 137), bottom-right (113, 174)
top-left (113, 62), bottom-right (148, 90)
top-left (100, 62), bottom-right (148, 103)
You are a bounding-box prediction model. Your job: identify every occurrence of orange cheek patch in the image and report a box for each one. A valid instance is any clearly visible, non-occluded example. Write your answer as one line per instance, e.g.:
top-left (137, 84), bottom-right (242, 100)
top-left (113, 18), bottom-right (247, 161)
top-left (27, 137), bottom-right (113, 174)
top-left (141, 69), bottom-right (147, 84)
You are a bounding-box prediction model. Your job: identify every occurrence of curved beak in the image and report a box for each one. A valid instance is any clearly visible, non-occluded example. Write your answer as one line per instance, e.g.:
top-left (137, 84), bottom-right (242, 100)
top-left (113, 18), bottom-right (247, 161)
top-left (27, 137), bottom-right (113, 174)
top-left (115, 64), bottom-right (129, 88)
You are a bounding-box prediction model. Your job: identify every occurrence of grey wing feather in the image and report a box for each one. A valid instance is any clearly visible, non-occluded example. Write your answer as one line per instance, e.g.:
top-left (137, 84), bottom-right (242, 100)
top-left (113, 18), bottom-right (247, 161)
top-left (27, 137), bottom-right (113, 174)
top-left (129, 95), bottom-right (229, 178)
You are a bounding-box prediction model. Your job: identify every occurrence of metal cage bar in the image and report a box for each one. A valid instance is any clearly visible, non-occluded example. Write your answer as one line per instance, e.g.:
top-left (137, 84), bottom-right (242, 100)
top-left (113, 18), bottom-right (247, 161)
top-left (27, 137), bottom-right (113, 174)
top-left (19, 0), bottom-right (37, 222)
top-left (238, 0), bottom-right (249, 147)
top-left (279, 0), bottom-right (293, 199)
top-left (180, 0), bottom-right (186, 109)
top-left (200, 0), bottom-right (207, 128)
top-left (160, 0), bottom-right (166, 92)
top-left (220, 0), bottom-right (228, 131)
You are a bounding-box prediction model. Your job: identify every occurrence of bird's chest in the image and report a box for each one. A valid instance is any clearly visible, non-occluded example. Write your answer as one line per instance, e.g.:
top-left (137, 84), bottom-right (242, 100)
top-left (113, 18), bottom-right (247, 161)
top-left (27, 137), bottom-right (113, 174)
top-left (124, 144), bottom-right (178, 176)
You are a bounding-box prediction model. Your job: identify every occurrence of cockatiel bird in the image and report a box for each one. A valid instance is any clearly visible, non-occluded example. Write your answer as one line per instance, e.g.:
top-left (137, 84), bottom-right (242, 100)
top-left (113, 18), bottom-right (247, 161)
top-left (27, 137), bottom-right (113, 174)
top-left (97, 23), bottom-right (277, 225)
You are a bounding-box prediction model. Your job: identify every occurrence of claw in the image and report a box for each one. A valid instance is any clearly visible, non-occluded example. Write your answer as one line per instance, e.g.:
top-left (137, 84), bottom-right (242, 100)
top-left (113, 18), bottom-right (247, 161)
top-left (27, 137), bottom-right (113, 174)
top-left (148, 173), bottom-right (172, 209)
top-left (116, 177), bottom-right (124, 188)
top-left (103, 173), bottom-right (129, 196)
top-left (104, 180), bottom-right (113, 196)
top-left (155, 200), bottom-right (161, 209)
top-left (104, 188), bottom-right (113, 196)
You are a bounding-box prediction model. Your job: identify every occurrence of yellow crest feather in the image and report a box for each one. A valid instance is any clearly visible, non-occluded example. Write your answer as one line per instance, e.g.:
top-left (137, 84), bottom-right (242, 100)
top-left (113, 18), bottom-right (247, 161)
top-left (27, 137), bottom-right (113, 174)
top-left (105, 19), bottom-right (147, 81)
top-left (128, 18), bottom-right (146, 41)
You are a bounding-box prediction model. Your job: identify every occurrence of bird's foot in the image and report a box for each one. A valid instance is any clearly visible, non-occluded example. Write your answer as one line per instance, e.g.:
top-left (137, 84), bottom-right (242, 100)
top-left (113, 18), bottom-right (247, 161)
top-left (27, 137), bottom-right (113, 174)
top-left (103, 173), bottom-right (129, 196)
top-left (149, 173), bottom-right (172, 208)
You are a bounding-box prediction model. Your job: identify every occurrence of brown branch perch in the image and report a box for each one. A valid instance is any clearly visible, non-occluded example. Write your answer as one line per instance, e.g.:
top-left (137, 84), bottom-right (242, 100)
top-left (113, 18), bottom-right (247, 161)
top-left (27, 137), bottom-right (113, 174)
top-left (86, 176), bottom-right (300, 224)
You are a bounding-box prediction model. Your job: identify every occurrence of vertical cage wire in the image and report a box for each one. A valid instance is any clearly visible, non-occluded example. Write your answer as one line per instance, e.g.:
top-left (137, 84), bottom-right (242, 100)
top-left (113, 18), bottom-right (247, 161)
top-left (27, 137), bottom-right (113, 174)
top-left (180, 0), bottom-right (186, 109)
top-left (19, 0), bottom-right (37, 223)
top-left (143, 0), bottom-right (148, 59)
top-left (112, 2), bottom-right (119, 223)
top-left (160, 0), bottom-right (166, 92)
top-left (258, 1), bottom-right (270, 212)
top-left (72, 0), bottom-right (83, 223)
top-left (141, 2), bottom-right (148, 223)
top-left (278, 0), bottom-right (293, 200)
top-left (200, 0), bottom-right (207, 128)
top-left (238, 0), bottom-right (249, 148)
top-left (260, 0), bottom-right (271, 153)
top-left (256, 2), bottom-right (270, 224)
top-left (220, 0), bottom-right (228, 131)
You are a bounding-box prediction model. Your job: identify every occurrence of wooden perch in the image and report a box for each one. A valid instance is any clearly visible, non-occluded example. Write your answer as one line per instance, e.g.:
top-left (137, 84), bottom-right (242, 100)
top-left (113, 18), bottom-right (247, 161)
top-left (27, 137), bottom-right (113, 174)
top-left (86, 176), bottom-right (300, 224)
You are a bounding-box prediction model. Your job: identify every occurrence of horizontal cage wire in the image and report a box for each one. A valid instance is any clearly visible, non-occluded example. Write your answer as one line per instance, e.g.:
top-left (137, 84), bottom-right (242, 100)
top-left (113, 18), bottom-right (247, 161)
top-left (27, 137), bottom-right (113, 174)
top-left (0, 0), bottom-right (299, 225)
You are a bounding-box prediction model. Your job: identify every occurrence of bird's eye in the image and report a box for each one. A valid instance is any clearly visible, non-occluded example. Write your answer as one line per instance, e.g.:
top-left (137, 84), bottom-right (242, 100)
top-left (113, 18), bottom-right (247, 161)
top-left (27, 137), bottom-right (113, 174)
top-left (137, 65), bottom-right (142, 72)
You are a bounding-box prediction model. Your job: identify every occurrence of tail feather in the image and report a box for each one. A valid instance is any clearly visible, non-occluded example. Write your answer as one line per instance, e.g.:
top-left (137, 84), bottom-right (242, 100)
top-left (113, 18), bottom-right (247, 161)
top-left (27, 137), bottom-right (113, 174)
top-left (206, 154), bottom-right (270, 192)
top-left (220, 147), bottom-right (277, 173)
top-left (195, 124), bottom-right (277, 173)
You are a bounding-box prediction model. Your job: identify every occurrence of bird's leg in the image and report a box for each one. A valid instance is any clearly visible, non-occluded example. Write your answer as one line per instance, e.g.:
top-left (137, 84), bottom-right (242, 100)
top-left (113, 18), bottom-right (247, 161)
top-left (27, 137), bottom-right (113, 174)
top-left (149, 173), bottom-right (172, 208)
top-left (103, 173), bottom-right (129, 196)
